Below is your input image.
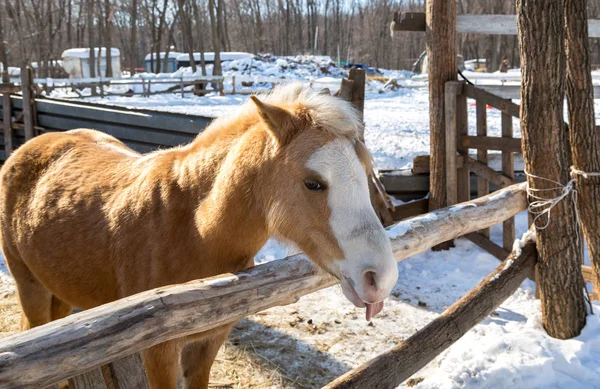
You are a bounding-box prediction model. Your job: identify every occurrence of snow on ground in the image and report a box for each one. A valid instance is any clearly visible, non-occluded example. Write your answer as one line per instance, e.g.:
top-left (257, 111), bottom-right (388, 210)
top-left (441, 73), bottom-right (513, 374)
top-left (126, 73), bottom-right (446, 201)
top-left (4, 66), bottom-right (600, 388)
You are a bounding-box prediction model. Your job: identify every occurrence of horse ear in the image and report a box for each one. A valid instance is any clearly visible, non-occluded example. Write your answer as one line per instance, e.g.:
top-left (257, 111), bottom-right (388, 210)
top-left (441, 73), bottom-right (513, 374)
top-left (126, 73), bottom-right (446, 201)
top-left (250, 96), bottom-right (296, 145)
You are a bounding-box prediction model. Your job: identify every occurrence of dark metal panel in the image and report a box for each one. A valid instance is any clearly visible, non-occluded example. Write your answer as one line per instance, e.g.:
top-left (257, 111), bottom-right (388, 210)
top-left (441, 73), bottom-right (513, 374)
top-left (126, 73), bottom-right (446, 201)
top-left (36, 115), bottom-right (197, 147)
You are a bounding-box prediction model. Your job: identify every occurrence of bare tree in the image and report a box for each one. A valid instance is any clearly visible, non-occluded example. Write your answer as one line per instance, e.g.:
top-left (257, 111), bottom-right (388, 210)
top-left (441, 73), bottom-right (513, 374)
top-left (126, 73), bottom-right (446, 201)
top-left (565, 0), bottom-right (600, 302)
top-left (517, 0), bottom-right (587, 339)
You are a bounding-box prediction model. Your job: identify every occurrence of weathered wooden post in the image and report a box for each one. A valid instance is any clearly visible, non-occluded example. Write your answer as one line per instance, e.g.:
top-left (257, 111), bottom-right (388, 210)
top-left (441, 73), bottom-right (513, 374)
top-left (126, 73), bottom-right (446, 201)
top-left (2, 72), bottom-right (12, 155)
top-left (564, 0), bottom-right (600, 300)
top-left (20, 66), bottom-right (35, 141)
top-left (427, 0), bottom-right (457, 250)
top-left (517, 0), bottom-right (587, 338)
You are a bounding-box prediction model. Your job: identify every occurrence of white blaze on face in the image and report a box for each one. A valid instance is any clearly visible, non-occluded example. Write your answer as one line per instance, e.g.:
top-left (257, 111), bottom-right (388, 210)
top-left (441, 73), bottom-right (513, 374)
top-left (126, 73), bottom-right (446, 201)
top-left (306, 139), bottom-right (398, 317)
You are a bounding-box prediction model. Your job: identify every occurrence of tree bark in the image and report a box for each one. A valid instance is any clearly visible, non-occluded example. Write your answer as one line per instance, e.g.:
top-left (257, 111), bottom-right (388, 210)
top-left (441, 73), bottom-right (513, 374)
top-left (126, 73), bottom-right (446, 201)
top-left (179, 0), bottom-right (197, 73)
top-left (426, 0), bottom-right (457, 251)
top-left (565, 0), bottom-right (600, 298)
top-left (517, 0), bottom-right (586, 339)
top-left (0, 2), bottom-right (8, 71)
top-left (208, 0), bottom-right (222, 78)
top-left (87, 0), bottom-right (96, 81)
top-left (104, 0), bottom-right (113, 78)
top-left (130, 0), bottom-right (138, 73)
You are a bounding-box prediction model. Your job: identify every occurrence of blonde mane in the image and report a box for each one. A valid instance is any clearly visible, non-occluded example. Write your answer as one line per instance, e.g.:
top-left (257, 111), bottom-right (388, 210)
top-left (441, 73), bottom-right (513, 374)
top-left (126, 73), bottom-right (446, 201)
top-left (208, 82), bottom-right (364, 141)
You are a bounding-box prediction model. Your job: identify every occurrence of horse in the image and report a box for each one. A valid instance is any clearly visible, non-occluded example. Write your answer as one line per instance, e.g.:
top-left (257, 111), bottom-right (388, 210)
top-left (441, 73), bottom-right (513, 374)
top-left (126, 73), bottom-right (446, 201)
top-left (0, 83), bottom-right (398, 389)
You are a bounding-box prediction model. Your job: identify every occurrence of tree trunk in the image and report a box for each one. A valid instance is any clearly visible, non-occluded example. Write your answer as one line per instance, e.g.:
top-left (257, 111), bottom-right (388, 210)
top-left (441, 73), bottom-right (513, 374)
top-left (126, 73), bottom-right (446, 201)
top-left (192, 0), bottom-right (207, 76)
top-left (517, 0), bottom-right (586, 339)
top-left (208, 0), bottom-right (222, 78)
top-left (87, 0), bottom-right (96, 79)
top-left (426, 0), bottom-right (457, 251)
top-left (179, 0), bottom-right (197, 73)
top-left (130, 0), bottom-right (138, 73)
top-left (0, 3), bottom-right (8, 70)
top-left (104, 0), bottom-right (113, 77)
top-left (564, 0), bottom-right (600, 298)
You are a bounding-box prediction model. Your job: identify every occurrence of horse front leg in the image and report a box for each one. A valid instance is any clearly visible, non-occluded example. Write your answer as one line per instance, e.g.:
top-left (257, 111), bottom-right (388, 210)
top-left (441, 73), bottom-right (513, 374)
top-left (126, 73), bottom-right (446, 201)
top-left (142, 339), bottom-right (181, 389)
top-left (181, 323), bottom-right (234, 389)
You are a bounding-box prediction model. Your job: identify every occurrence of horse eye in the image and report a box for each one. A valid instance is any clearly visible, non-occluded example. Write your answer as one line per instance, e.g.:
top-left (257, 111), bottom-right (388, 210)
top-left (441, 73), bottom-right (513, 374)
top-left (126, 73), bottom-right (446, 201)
top-left (304, 179), bottom-right (326, 191)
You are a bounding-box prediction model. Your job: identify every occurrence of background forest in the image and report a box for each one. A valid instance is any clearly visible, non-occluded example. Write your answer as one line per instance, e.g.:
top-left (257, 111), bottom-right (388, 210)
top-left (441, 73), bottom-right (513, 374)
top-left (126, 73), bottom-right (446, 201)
top-left (3, 0), bottom-right (600, 78)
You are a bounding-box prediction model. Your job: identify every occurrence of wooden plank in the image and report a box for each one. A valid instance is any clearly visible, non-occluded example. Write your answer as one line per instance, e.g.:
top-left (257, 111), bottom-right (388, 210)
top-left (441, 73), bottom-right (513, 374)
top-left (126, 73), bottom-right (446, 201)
top-left (465, 232), bottom-right (511, 260)
top-left (391, 11), bottom-right (427, 32)
top-left (348, 69), bottom-right (366, 123)
top-left (456, 89), bottom-right (470, 203)
top-left (34, 115), bottom-right (197, 147)
top-left (2, 73), bottom-right (12, 155)
top-left (461, 135), bottom-right (522, 152)
top-left (21, 67), bottom-right (34, 141)
top-left (12, 96), bottom-right (212, 135)
top-left (392, 14), bottom-right (600, 37)
top-left (445, 82), bottom-right (461, 206)
top-left (68, 369), bottom-right (108, 389)
top-left (379, 171), bottom-right (526, 199)
top-left (476, 99), bottom-right (490, 237)
top-left (427, 0), bottom-right (457, 252)
top-left (390, 198), bottom-right (428, 221)
top-left (335, 79), bottom-right (354, 101)
top-left (324, 241), bottom-right (538, 389)
top-left (412, 154), bottom-right (464, 174)
top-left (463, 84), bottom-right (520, 118)
top-left (0, 184), bottom-right (528, 389)
top-left (0, 83), bottom-right (19, 94)
top-left (464, 157), bottom-right (515, 188)
top-left (107, 353), bottom-right (149, 389)
top-left (475, 84), bottom-right (600, 100)
top-left (502, 113), bottom-right (515, 251)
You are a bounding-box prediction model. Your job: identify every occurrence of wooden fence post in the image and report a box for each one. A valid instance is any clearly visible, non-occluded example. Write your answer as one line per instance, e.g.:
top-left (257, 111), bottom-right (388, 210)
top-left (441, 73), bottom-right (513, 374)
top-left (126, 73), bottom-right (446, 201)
top-left (105, 353), bottom-right (149, 389)
top-left (427, 0), bottom-right (457, 250)
top-left (232, 75), bottom-right (236, 94)
top-left (2, 72), bottom-right (12, 155)
top-left (68, 368), bottom-right (107, 389)
top-left (456, 84), bottom-right (470, 204)
top-left (445, 82), bottom-right (459, 207)
top-left (476, 100), bottom-right (489, 237)
top-left (21, 66), bottom-right (35, 141)
top-left (501, 111), bottom-right (515, 251)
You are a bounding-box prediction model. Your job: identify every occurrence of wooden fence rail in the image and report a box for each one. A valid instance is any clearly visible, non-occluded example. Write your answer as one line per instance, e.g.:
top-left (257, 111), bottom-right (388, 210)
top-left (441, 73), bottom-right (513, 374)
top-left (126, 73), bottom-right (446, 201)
top-left (0, 184), bottom-right (528, 388)
top-left (0, 95), bottom-right (212, 160)
top-left (325, 240), bottom-right (538, 389)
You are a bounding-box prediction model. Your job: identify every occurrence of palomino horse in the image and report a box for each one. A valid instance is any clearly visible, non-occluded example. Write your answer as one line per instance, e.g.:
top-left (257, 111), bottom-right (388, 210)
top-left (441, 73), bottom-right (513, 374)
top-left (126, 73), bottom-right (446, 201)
top-left (0, 83), bottom-right (398, 389)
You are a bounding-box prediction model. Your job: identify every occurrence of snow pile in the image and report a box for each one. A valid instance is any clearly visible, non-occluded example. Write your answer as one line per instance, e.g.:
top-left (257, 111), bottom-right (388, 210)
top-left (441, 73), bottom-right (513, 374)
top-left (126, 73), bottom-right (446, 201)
top-left (222, 54), bottom-right (348, 80)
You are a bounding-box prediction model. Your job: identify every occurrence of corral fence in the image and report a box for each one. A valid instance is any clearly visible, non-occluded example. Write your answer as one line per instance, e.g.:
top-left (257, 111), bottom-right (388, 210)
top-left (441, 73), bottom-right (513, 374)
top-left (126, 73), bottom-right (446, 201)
top-left (0, 66), bottom-right (544, 388)
top-left (0, 37), bottom-right (588, 387)
top-left (0, 70), bottom-right (213, 161)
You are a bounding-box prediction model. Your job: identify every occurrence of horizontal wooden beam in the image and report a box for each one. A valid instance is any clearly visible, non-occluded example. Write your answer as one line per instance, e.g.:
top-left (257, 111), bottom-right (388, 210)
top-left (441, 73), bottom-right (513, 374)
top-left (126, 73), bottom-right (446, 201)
top-left (0, 184), bottom-right (528, 388)
top-left (391, 11), bottom-right (427, 32)
top-left (464, 156), bottom-right (515, 188)
top-left (390, 198), bottom-right (428, 221)
top-left (461, 135), bottom-right (522, 153)
top-left (412, 154), bottom-right (464, 175)
top-left (465, 232), bottom-right (511, 260)
top-left (0, 84), bottom-right (19, 94)
top-left (324, 241), bottom-right (537, 389)
top-left (463, 84), bottom-right (520, 117)
top-left (474, 84), bottom-right (600, 101)
top-left (391, 14), bottom-right (600, 38)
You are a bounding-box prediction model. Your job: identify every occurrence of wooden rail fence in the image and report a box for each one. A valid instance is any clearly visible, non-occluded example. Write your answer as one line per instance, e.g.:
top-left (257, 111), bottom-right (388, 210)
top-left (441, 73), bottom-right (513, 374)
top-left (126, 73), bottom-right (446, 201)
top-left (0, 184), bottom-right (528, 388)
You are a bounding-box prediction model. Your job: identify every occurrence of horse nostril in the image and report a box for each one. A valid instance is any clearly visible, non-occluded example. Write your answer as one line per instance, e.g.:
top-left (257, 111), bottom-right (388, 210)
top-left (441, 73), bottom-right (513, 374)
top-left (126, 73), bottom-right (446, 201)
top-left (363, 270), bottom-right (377, 290)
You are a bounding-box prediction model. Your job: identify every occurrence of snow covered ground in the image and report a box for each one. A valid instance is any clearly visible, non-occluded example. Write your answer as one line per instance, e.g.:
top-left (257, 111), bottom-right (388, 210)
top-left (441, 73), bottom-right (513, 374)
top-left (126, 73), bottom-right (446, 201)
top-left (3, 64), bottom-right (600, 388)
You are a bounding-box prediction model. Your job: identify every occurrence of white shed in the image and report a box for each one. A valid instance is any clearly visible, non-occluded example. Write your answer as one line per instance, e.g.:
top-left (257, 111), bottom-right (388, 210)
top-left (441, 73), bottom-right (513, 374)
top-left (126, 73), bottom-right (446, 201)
top-left (61, 48), bottom-right (121, 78)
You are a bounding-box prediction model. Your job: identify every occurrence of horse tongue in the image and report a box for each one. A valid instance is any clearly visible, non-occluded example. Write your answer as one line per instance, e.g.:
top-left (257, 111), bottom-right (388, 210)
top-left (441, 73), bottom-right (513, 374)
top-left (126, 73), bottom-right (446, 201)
top-left (365, 301), bottom-right (384, 321)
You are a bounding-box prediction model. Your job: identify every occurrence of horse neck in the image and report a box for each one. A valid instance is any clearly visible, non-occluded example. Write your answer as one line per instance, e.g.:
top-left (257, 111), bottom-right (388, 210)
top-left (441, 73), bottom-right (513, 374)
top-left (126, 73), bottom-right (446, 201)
top-left (174, 121), bottom-right (273, 265)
